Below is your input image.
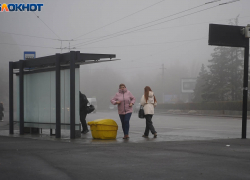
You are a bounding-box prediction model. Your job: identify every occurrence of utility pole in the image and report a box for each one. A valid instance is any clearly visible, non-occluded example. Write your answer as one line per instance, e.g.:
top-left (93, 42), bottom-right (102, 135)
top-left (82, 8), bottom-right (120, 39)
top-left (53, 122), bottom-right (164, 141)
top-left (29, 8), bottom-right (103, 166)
top-left (160, 64), bottom-right (166, 103)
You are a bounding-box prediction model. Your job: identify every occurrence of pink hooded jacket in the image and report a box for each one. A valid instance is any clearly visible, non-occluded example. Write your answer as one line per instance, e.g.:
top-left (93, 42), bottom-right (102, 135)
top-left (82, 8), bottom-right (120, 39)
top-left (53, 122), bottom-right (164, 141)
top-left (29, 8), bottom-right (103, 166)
top-left (110, 88), bottom-right (136, 115)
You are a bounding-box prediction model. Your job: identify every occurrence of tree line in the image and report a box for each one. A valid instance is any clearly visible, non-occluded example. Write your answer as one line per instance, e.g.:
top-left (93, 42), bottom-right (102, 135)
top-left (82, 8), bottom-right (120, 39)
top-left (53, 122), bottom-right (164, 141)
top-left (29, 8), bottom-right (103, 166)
top-left (193, 17), bottom-right (246, 103)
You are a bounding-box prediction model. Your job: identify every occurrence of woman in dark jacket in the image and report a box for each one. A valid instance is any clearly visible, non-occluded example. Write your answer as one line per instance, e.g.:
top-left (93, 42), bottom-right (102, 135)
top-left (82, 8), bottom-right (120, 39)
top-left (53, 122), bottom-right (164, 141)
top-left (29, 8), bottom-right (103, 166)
top-left (79, 92), bottom-right (89, 134)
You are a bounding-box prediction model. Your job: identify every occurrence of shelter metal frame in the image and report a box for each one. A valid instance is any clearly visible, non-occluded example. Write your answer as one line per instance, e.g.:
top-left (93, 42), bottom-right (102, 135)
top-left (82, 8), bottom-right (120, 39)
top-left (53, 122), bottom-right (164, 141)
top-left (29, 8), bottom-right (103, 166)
top-left (9, 51), bottom-right (116, 139)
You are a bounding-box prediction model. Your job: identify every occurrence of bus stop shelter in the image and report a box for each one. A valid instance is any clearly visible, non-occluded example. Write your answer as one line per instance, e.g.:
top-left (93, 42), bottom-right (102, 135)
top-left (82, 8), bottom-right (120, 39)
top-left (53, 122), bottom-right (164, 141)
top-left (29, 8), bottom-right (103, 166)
top-left (9, 51), bottom-right (116, 139)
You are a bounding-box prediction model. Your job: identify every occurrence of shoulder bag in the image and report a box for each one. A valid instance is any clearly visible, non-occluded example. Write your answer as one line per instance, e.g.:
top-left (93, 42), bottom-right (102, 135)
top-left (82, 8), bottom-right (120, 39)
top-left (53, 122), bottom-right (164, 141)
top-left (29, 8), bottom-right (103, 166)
top-left (86, 103), bottom-right (95, 114)
top-left (138, 105), bottom-right (145, 119)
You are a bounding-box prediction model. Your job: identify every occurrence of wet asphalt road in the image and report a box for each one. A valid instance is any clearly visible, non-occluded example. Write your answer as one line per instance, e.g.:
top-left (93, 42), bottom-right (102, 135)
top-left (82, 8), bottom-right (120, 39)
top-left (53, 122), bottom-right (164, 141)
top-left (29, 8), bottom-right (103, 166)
top-left (1, 110), bottom-right (250, 142)
top-left (88, 111), bottom-right (250, 141)
top-left (0, 111), bottom-right (250, 179)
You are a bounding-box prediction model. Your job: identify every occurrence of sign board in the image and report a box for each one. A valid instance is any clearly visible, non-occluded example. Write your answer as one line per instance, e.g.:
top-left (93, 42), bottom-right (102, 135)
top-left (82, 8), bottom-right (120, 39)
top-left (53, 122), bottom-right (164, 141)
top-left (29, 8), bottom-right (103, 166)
top-left (209, 24), bottom-right (248, 47)
top-left (24, 51), bottom-right (36, 60)
top-left (164, 95), bottom-right (177, 103)
top-left (208, 23), bottom-right (250, 139)
top-left (181, 79), bottom-right (196, 93)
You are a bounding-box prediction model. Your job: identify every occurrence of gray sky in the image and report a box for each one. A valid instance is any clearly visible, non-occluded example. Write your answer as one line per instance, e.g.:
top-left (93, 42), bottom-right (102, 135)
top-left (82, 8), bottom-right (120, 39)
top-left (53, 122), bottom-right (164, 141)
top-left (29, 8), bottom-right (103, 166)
top-left (0, 0), bottom-right (249, 79)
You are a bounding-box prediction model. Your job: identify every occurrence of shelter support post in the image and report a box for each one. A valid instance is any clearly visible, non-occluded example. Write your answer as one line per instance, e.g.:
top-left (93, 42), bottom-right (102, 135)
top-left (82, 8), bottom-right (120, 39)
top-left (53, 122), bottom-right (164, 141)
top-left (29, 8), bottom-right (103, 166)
top-left (56, 54), bottom-right (61, 138)
top-left (9, 62), bottom-right (14, 134)
top-left (242, 38), bottom-right (249, 139)
top-left (19, 60), bottom-right (24, 135)
top-left (70, 51), bottom-right (76, 139)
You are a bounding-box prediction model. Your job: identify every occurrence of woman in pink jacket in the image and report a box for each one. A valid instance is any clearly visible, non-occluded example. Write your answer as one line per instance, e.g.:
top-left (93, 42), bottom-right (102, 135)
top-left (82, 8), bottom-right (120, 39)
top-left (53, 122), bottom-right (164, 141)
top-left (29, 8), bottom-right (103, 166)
top-left (111, 84), bottom-right (136, 139)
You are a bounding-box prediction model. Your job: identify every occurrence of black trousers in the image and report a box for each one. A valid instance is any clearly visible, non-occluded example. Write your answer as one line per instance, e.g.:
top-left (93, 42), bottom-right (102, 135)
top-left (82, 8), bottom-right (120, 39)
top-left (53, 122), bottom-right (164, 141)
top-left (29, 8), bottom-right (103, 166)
top-left (0, 112), bottom-right (3, 120)
top-left (80, 111), bottom-right (88, 131)
top-left (144, 114), bottom-right (157, 136)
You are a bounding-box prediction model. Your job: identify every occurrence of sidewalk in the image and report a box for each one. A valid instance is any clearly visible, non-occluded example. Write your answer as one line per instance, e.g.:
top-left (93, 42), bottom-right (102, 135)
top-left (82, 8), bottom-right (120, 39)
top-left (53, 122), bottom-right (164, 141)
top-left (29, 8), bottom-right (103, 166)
top-left (155, 109), bottom-right (249, 118)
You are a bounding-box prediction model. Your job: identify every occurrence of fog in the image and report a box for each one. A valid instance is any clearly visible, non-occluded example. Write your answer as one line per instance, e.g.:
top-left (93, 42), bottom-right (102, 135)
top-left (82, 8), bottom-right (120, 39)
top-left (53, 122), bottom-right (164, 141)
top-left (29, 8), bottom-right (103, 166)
top-left (0, 0), bottom-right (250, 110)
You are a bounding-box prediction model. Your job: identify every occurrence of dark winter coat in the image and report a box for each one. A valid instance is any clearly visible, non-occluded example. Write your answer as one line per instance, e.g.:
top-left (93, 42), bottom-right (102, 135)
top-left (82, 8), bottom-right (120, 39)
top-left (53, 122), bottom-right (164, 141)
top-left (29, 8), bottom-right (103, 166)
top-left (79, 92), bottom-right (89, 113)
top-left (0, 103), bottom-right (4, 118)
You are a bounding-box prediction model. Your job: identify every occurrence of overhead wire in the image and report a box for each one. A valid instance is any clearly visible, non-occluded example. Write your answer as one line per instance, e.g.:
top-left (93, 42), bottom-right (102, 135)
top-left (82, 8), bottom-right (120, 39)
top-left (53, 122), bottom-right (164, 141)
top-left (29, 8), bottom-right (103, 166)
top-left (19, 0), bottom-right (86, 52)
top-left (72, 0), bottom-right (221, 47)
top-left (3, 0), bottom-right (241, 51)
top-left (0, 13), bottom-right (244, 44)
top-left (5, 0), bottom-right (240, 51)
top-left (74, 37), bottom-right (207, 49)
top-left (74, 1), bottom-right (239, 48)
top-left (0, 30), bottom-right (59, 40)
top-left (21, 0), bottom-right (61, 40)
top-left (127, 38), bottom-right (204, 63)
top-left (81, 37), bottom-right (204, 69)
top-left (31, 14), bottom-right (61, 40)
top-left (73, 37), bottom-right (205, 70)
top-left (19, 0), bottom-right (67, 52)
top-left (73, 0), bottom-right (166, 40)
top-left (70, 14), bottom-right (249, 43)
top-left (2, 14), bottom-right (247, 43)
top-left (135, 15), bottom-right (250, 33)
top-left (0, 42), bottom-right (57, 49)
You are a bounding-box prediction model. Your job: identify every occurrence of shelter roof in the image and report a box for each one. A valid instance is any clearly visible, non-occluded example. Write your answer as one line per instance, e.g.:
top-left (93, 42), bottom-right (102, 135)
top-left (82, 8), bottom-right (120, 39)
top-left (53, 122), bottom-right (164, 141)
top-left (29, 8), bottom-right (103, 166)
top-left (12, 51), bottom-right (116, 70)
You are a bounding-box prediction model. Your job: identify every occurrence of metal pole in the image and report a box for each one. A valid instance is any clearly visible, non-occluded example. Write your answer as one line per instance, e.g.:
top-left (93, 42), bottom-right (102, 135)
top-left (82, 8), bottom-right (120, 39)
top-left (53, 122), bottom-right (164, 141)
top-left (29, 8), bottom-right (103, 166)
top-left (55, 54), bottom-right (61, 138)
top-left (242, 38), bottom-right (249, 139)
top-left (19, 60), bottom-right (24, 135)
top-left (9, 62), bottom-right (14, 134)
top-left (160, 64), bottom-right (165, 104)
top-left (70, 51), bottom-right (75, 139)
top-left (162, 64), bottom-right (164, 103)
